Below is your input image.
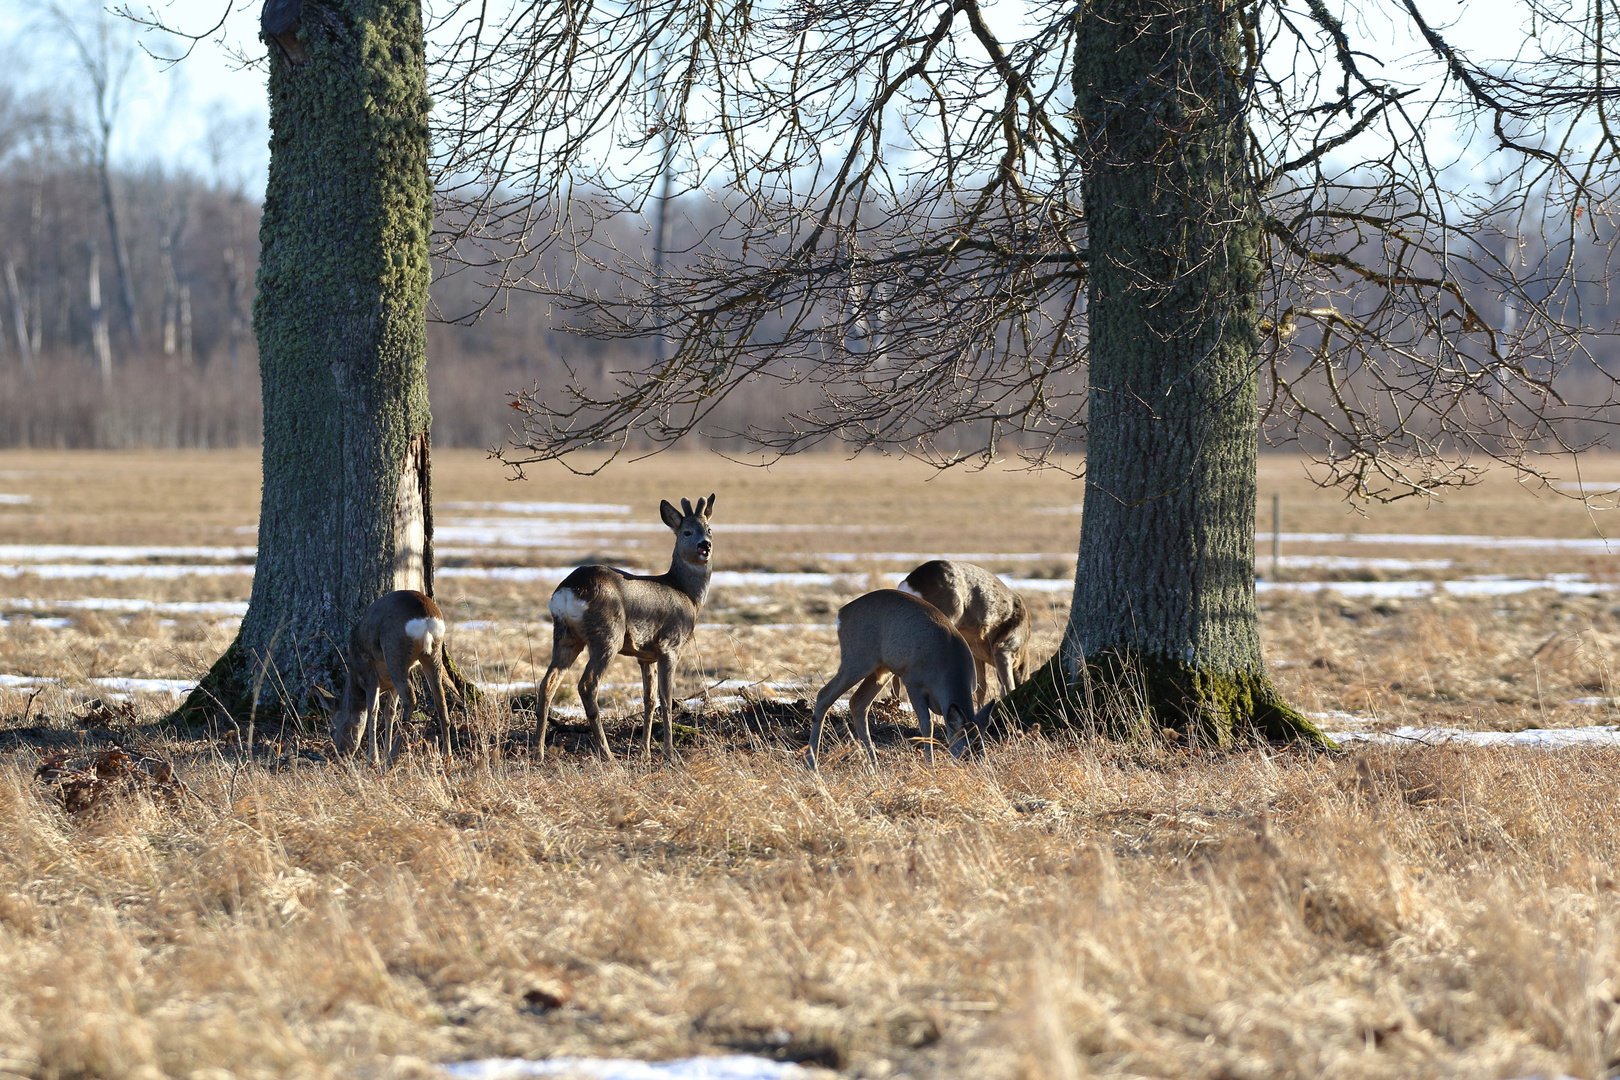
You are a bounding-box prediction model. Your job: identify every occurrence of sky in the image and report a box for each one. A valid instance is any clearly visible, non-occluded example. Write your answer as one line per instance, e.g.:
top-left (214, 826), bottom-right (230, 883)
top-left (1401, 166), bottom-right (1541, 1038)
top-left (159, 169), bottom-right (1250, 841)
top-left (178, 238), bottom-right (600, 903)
top-left (0, 0), bottom-right (1535, 198)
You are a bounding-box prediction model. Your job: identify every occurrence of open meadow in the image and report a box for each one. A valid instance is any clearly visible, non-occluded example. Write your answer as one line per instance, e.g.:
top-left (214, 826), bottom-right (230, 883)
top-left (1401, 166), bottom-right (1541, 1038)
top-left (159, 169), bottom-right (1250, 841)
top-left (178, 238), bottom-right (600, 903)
top-left (6, 450), bottom-right (1620, 1078)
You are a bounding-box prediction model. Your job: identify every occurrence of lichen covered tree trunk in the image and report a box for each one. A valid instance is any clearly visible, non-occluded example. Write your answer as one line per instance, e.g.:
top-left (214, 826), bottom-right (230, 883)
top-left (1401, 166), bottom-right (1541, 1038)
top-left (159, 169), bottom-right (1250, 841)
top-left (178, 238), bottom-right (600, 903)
top-left (1001, 0), bottom-right (1326, 745)
top-left (177, 0), bottom-right (437, 725)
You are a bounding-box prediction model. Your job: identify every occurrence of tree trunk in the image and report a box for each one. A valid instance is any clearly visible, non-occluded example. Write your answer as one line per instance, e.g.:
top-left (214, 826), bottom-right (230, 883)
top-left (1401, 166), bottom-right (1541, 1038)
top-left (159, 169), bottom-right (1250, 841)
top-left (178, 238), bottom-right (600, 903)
top-left (177, 0), bottom-right (439, 726)
top-left (97, 152), bottom-right (141, 347)
top-left (1000, 0), bottom-right (1326, 745)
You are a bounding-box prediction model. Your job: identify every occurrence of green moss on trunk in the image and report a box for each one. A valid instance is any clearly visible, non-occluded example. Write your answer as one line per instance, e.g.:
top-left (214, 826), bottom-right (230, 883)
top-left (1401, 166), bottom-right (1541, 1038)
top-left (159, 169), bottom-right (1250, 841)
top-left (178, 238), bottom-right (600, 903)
top-left (994, 652), bottom-right (1334, 748)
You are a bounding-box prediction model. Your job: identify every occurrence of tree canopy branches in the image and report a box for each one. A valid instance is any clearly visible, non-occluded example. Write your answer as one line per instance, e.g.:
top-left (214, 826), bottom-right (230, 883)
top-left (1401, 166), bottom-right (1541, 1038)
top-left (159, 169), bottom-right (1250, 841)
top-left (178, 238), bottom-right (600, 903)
top-left (426, 0), bottom-right (1620, 496)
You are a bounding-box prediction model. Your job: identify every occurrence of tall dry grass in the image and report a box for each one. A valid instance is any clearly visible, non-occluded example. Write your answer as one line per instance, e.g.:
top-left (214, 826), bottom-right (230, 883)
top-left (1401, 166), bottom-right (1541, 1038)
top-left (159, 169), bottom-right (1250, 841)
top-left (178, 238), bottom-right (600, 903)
top-left (3, 723), bottom-right (1620, 1080)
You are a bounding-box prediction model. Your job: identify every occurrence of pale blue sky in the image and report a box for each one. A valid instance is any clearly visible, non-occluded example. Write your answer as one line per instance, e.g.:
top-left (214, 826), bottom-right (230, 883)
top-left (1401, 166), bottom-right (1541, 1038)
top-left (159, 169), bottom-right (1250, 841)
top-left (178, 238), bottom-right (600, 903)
top-left (0, 0), bottom-right (1532, 197)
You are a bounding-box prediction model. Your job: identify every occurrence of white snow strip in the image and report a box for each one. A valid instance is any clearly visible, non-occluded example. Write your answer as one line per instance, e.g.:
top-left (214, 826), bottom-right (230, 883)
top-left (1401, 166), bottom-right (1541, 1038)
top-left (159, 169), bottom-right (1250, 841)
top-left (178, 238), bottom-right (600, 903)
top-left (0, 616), bottom-right (72, 628)
top-left (1271, 555), bottom-right (1452, 571)
top-left (1553, 482), bottom-right (1620, 494)
top-left (0, 675), bottom-right (194, 697)
top-left (1326, 725), bottom-right (1620, 747)
top-left (1570, 697), bottom-right (1617, 707)
top-left (0, 545), bottom-right (256, 562)
top-left (0, 564), bottom-right (250, 580)
top-left (999, 577), bottom-right (1077, 593)
top-left (1256, 532), bottom-right (1620, 552)
top-left (440, 1055), bottom-right (809, 1080)
top-left (438, 567), bottom-right (573, 583)
top-left (1258, 579), bottom-right (1620, 599)
top-left (440, 501), bottom-right (634, 514)
top-left (2, 597), bottom-right (249, 615)
top-left (0, 494), bottom-right (32, 504)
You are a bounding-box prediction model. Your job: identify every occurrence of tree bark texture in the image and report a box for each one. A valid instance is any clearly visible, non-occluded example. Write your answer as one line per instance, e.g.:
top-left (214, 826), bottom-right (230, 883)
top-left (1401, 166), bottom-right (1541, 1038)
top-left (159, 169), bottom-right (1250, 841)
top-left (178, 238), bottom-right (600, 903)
top-left (1002, 0), bottom-right (1325, 745)
top-left (178, 0), bottom-right (435, 725)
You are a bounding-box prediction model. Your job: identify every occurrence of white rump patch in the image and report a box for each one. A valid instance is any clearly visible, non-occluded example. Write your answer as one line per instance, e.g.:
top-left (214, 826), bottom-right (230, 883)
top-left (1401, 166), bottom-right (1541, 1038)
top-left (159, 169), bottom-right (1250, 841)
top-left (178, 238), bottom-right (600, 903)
top-left (897, 580), bottom-right (920, 598)
top-left (550, 587), bottom-right (589, 625)
top-left (405, 616), bottom-right (446, 643)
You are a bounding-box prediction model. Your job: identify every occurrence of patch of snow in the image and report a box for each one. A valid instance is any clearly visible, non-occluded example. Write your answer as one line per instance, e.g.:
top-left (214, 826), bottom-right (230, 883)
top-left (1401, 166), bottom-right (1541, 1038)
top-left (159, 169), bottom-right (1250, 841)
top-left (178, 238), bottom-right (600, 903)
top-left (440, 1055), bottom-right (811, 1080)
top-left (2, 597), bottom-right (249, 615)
top-left (0, 675), bottom-right (194, 697)
top-left (1553, 482), bottom-right (1620, 494)
top-left (1271, 555), bottom-right (1451, 571)
top-left (0, 564), bottom-right (250, 580)
top-left (0, 545), bottom-right (255, 562)
top-left (441, 501), bottom-right (633, 514)
top-left (1259, 579), bottom-right (1620, 599)
top-left (0, 616), bottom-right (73, 628)
top-left (1326, 725), bottom-right (1620, 747)
top-left (1257, 531), bottom-right (1620, 552)
top-left (438, 567), bottom-right (573, 583)
top-left (0, 493), bottom-right (32, 504)
top-left (999, 577), bottom-right (1076, 594)
top-left (1570, 697), bottom-right (1616, 707)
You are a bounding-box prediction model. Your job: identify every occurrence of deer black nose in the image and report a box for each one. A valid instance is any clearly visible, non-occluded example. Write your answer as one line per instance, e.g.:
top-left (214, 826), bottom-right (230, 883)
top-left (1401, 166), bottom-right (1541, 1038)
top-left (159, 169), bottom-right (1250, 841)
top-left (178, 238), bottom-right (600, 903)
top-left (697, 541), bottom-right (712, 560)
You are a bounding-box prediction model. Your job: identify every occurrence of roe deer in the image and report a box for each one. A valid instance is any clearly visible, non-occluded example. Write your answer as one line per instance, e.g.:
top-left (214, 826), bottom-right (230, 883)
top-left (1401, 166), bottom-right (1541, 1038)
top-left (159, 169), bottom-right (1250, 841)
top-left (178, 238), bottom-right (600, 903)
top-left (898, 559), bottom-right (1031, 706)
top-left (330, 589), bottom-right (452, 765)
top-left (535, 494), bottom-right (715, 759)
top-left (807, 588), bottom-right (991, 769)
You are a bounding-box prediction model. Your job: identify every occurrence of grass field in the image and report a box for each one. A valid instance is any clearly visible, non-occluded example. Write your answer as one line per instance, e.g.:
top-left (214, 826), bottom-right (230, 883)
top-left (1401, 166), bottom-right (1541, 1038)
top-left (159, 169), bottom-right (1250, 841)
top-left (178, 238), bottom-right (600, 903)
top-left (5, 449), bottom-right (1620, 1079)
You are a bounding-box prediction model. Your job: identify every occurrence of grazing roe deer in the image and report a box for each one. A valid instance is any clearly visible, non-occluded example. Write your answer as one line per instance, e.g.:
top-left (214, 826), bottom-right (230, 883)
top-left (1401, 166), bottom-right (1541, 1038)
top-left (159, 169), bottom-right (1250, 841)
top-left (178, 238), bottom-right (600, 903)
top-left (330, 589), bottom-right (452, 765)
top-left (535, 494), bottom-right (716, 759)
top-left (807, 588), bottom-right (991, 769)
top-left (898, 559), bottom-right (1031, 706)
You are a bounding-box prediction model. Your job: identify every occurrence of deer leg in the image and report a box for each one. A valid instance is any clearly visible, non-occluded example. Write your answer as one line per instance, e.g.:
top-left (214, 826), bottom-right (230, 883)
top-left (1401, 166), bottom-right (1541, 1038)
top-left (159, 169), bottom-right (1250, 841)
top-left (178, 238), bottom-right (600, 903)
top-left (807, 665), bottom-right (869, 771)
top-left (374, 687), bottom-right (399, 769)
top-left (535, 626), bottom-right (584, 760)
top-left (579, 641), bottom-right (615, 759)
top-left (362, 679), bottom-right (383, 768)
top-left (847, 673), bottom-right (886, 767)
top-left (994, 648), bottom-right (1017, 700)
top-left (421, 653), bottom-right (453, 760)
top-left (974, 656), bottom-right (989, 710)
top-left (657, 655), bottom-right (676, 758)
top-left (904, 682), bottom-right (936, 764)
top-left (640, 661), bottom-right (656, 759)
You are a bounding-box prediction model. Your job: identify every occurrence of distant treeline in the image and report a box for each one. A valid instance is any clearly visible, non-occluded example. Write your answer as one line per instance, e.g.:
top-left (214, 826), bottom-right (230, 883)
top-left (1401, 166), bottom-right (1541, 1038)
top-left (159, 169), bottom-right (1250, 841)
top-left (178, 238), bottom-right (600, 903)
top-left (4, 88), bottom-right (1620, 457)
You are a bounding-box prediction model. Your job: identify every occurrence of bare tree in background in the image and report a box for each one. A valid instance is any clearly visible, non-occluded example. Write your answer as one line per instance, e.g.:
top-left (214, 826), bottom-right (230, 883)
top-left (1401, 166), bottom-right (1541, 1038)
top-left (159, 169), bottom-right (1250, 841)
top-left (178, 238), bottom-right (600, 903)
top-left (46, 1), bottom-right (143, 349)
top-left (415, 0), bottom-right (1620, 740)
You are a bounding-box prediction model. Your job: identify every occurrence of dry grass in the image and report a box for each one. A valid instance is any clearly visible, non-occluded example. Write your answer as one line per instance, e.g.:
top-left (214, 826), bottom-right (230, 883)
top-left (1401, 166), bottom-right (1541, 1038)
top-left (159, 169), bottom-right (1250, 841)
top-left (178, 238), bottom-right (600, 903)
top-left (7, 450), bottom-right (1620, 1077)
top-left (3, 738), bottom-right (1620, 1079)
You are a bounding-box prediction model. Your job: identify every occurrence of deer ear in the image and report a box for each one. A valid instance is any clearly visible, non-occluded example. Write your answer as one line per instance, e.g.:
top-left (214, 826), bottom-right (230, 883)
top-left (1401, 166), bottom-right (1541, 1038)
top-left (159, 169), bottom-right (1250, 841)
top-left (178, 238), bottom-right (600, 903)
top-left (702, 493), bottom-right (716, 519)
top-left (659, 500), bottom-right (683, 530)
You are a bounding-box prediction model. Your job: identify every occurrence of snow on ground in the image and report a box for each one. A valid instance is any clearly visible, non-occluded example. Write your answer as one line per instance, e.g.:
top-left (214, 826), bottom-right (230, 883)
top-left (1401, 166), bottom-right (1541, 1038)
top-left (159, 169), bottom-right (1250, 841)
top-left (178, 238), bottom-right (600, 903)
top-left (0, 545), bottom-right (256, 562)
top-left (440, 502), bottom-right (633, 514)
top-left (1325, 725), bottom-right (1620, 748)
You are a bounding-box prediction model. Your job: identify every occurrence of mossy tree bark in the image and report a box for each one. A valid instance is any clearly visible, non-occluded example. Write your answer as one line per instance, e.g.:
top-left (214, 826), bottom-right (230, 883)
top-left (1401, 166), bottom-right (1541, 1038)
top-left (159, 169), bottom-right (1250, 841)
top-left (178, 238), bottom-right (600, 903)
top-left (999, 0), bottom-right (1328, 746)
top-left (176, 0), bottom-right (455, 728)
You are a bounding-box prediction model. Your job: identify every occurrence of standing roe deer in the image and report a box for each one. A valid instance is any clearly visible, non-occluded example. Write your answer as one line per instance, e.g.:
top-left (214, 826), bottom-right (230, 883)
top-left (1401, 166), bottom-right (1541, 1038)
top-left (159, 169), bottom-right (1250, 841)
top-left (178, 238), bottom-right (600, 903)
top-left (898, 559), bottom-right (1031, 706)
top-left (807, 588), bottom-right (991, 769)
top-left (535, 494), bottom-right (716, 759)
top-left (330, 589), bottom-right (452, 765)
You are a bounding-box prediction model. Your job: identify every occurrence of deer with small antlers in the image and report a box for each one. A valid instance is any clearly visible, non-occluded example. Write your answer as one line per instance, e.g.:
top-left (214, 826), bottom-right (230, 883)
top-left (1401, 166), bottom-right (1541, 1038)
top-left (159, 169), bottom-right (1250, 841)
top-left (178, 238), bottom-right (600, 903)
top-left (330, 589), bottom-right (453, 766)
top-left (807, 588), bottom-right (993, 769)
top-left (535, 494), bottom-right (716, 759)
top-left (897, 559), bottom-right (1031, 707)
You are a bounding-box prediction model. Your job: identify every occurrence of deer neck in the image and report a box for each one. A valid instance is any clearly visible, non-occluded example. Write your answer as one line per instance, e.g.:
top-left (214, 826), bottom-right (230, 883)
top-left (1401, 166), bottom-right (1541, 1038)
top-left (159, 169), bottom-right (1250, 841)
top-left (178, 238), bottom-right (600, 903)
top-left (663, 555), bottom-right (711, 610)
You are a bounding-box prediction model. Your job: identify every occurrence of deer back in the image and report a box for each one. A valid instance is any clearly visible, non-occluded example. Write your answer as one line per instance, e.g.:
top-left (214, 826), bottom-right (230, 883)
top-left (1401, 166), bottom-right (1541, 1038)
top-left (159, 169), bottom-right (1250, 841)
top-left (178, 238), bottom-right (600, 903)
top-left (837, 590), bottom-right (976, 705)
